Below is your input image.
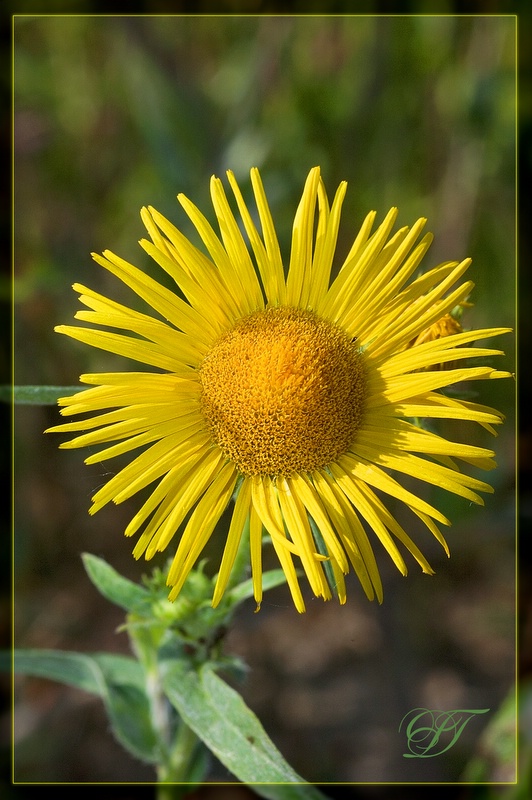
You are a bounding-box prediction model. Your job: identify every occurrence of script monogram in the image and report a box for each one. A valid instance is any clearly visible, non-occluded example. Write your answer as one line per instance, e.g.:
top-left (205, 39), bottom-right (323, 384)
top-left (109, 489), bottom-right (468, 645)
top-left (399, 707), bottom-right (490, 758)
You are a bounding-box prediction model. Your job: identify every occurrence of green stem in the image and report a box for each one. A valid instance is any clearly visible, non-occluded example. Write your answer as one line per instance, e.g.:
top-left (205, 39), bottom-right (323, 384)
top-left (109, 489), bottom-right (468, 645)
top-left (126, 615), bottom-right (207, 791)
top-left (156, 780), bottom-right (191, 800)
top-left (146, 657), bottom-right (203, 791)
top-left (161, 719), bottom-right (201, 782)
top-left (146, 666), bottom-right (173, 752)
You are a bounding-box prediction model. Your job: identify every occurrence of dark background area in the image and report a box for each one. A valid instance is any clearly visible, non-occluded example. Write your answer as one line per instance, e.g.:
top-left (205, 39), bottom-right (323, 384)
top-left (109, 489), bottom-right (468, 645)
top-left (6, 5), bottom-right (525, 799)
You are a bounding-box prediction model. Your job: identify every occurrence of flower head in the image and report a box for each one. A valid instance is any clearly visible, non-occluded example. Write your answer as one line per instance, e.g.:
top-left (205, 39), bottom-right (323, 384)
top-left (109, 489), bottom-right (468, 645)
top-left (48, 168), bottom-right (511, 612)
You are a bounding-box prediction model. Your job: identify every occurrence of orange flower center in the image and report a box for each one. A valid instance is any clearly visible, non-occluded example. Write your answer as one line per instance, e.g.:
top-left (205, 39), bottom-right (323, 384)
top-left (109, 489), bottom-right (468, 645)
top-left (199, 307), bottom-right (365, 476)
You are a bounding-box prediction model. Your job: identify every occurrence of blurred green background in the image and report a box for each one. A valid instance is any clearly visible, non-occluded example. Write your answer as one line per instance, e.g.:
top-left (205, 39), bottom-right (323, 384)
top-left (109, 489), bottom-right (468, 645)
top-left (11, 12), bottom-right (517, 794)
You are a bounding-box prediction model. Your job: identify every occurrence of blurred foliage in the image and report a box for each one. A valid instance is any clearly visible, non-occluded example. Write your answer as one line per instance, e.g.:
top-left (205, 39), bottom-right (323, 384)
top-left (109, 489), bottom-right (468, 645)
top-left (12, 13), bottom-right (517, 788)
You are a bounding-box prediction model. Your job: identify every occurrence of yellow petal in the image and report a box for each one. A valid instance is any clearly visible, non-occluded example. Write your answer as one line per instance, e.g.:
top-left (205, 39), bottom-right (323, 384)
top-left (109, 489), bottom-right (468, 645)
top-left (212, 477), bottom-right (253, 607)
top-left (167, 463), bottom-right (238, 598)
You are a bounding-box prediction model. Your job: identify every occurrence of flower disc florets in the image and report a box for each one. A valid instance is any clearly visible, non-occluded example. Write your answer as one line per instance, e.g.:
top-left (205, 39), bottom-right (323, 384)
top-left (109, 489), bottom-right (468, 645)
top-left (199, 306), bottom-right (366, 476)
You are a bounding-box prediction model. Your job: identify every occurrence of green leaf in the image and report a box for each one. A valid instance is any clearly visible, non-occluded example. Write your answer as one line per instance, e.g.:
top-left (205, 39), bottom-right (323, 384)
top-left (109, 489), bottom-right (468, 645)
top-left (162, 661), bottom-right (327, 799)
top-left (9, 649), bottom-right (158, 764)
top-left (103, 682), bottom-right (160, 765)
top-left (82, 553), bottom-right (150, 613)
top-left (12, 649), bottom-right (104, 693)
top-left (93, 652), bottom-right (148, 692)
top-left (2, 385), bottom-right (83, 405)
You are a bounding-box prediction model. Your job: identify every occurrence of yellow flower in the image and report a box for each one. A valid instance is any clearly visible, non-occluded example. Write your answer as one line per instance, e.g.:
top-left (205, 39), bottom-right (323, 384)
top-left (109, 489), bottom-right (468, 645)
top-left (47, 167), bottom-right (511, 612)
